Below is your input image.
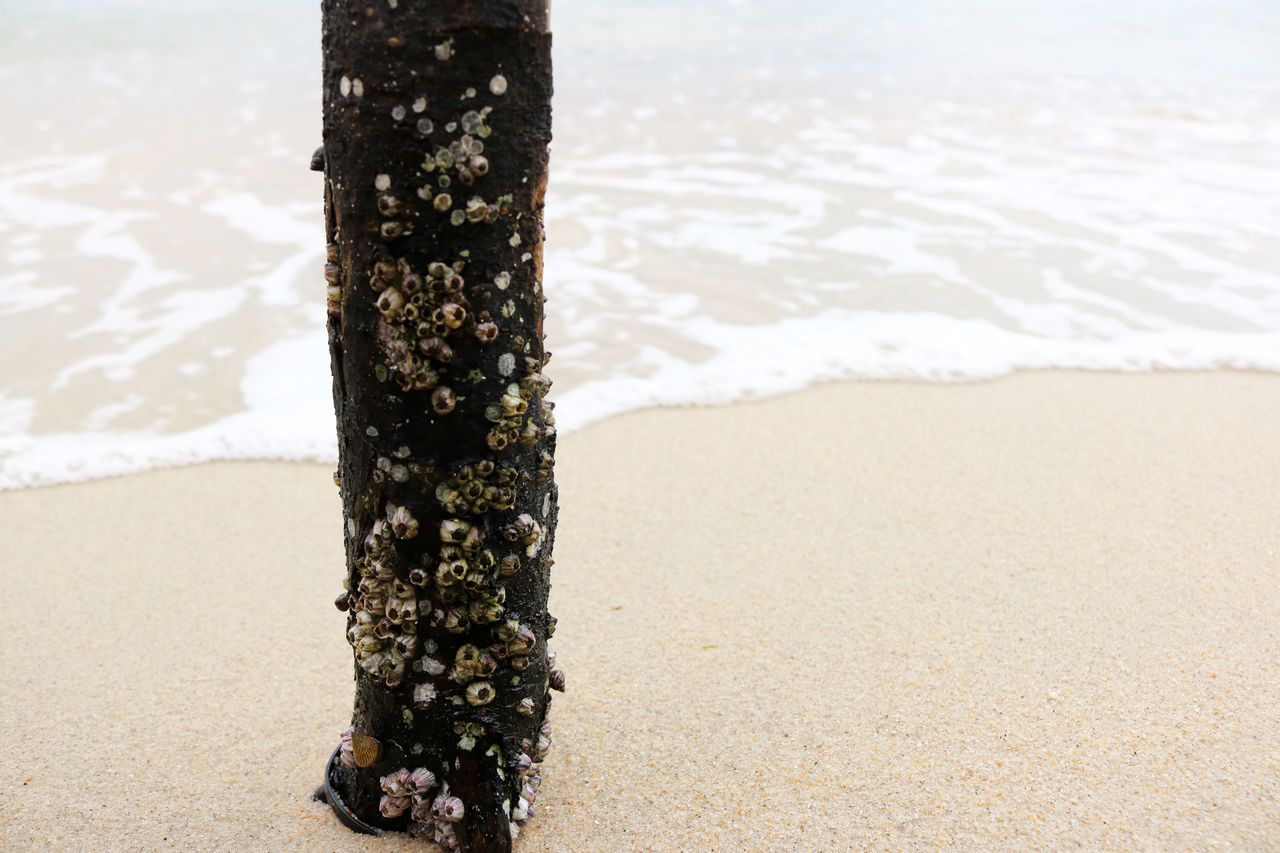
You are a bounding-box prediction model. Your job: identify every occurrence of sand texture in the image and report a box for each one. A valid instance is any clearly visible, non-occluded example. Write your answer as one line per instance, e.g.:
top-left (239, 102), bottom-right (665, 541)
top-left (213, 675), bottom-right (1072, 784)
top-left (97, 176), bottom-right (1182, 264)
top-left (2, 371), bottom-right (1278, 851)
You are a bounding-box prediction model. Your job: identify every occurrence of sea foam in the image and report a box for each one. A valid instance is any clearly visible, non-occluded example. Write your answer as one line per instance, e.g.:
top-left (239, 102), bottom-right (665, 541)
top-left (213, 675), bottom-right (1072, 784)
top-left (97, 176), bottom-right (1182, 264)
top-left (2, 0), bottom-right (1278, 489)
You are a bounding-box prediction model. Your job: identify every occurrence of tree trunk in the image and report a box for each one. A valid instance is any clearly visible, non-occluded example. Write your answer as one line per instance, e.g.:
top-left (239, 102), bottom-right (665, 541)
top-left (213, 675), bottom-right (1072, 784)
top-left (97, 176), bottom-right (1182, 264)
top-left (315, 3), bottom-right (558, 850)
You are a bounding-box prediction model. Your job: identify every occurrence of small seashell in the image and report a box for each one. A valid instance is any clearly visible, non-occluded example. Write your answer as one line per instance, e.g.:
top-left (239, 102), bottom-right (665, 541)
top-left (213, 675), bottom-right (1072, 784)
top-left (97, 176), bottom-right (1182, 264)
top-left (352, 732), bottom-right (382, 767)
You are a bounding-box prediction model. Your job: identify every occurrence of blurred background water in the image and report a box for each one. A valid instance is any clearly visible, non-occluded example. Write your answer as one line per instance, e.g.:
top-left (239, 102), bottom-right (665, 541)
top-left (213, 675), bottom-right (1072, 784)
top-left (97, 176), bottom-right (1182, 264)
top-left (2, 0), bottom-right (1278, 487)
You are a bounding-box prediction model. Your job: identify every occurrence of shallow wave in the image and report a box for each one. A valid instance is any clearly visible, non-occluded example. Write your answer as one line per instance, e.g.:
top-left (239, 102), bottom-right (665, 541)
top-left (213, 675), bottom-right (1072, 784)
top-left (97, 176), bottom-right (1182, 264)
top-left (2, 0), bottom-right (1279, 488)
top-left (3, 314), bottom-right (1279, 489)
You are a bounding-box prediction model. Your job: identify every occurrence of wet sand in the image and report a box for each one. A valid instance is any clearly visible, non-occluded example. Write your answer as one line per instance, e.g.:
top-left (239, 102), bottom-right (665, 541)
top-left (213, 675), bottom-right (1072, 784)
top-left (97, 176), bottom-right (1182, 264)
top-left (2, 371), bottom-right (1278, 851)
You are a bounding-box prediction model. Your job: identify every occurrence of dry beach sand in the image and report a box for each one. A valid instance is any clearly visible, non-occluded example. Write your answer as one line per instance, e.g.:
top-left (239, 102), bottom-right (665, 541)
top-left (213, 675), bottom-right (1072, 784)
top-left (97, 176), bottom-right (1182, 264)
top-left (2, 371), bottom-right (1279, 851)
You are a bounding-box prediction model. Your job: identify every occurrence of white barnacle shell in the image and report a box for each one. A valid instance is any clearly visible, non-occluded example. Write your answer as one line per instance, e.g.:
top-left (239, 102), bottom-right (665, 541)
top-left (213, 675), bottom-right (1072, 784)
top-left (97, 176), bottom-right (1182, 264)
top-left (421, 655), bottom-right (447, 677)
top-left (465, 681), bottom-right (496, 706)
top-left (338, 726), bottom-right (356, 768)
top-left (408, 767), bottom-right (435, 793)
top-left (380, 795), bottom-right (410, 818)
top-left (413, 682), bottom-right (437, 706)
top-left (386, 596), bottom-right (418, 624)
top-left (440, 518), bottom-right (471, 543)
top-left (388, 504), bottom-right (419, 539)
top-left (437, 795), bottom-right (465, 822)
top-left (381, 768), bottom-right (413, 797)
top-left (508, 625), bottom-right (536, 656)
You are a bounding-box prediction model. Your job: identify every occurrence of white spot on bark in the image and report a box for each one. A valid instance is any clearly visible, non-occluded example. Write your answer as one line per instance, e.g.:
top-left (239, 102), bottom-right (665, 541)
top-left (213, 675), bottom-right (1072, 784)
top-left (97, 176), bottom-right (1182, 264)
top-left (352, 78), bottom-right (364, 97)
top-left (498, 353), bottom-right (516, 376)
top-left (490, 74), bottom-right (508, 96)
top-left (366, 425), bottom-right (379, 436)
top-left (375, 174), bottom-right (391, 190)
top-left (494, 271), bottom-right (510, 290)
top-left (435, 40), bottom-right (453, 61)
top-left (339, 76), bottom-right (351, 97)
top-left (509, 232), bottom-right (521, 247)
top-left (392, 105), bottom-right (406, 121)
top-left (412, 97), bottom-right (427, 113)
top-left (422, 656), bottom-right (446, 676)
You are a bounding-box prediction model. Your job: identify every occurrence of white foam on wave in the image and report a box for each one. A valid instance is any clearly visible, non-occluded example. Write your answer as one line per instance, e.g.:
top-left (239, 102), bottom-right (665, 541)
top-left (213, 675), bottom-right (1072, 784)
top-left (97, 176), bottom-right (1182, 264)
top-left (202, 193), bottom-right (322, 307)
top-left (0, 332), bottom-right (337, 490)
top-left (5, 0), bottom-right (1279, 490)
top-left (551, 312), bottom-right (1280, 431)
top-left (3, 312), bottom-right (1279, 490)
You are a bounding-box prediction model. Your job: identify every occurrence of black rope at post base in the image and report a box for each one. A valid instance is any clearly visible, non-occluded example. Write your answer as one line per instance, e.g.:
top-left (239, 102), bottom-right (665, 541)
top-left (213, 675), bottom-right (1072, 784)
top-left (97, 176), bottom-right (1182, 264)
top-left (315, 747), bottom-right (380, 836)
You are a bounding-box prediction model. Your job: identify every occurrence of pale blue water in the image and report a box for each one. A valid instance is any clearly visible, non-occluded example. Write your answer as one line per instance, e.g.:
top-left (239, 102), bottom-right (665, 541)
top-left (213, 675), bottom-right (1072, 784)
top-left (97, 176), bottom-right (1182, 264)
top-left (2, 0), bottom-right (1278, 487)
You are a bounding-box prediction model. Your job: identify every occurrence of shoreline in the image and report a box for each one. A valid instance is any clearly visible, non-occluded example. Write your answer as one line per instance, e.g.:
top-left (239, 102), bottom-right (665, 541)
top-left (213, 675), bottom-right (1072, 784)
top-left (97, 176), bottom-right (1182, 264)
top-left (6, 365), bottom-right (1280, 494)
top-left (2, 371), bottom-right (1278, 850)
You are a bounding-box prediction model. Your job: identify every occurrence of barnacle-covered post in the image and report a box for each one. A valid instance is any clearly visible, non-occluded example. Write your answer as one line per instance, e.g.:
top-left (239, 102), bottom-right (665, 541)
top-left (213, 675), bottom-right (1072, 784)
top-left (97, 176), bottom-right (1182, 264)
top-left (315, 2), bottom-right (558, 850)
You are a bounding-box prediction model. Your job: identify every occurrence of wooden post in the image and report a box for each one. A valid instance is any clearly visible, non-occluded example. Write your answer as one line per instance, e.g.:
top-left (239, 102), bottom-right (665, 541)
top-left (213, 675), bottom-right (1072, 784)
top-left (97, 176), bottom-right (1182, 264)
top-left (315, 3), bottom-right (558, 850)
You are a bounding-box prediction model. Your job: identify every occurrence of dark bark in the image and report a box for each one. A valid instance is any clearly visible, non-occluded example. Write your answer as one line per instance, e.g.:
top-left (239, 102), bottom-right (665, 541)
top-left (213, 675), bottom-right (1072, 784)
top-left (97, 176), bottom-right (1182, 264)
top-left (316, 3), bottom-right (558, 850)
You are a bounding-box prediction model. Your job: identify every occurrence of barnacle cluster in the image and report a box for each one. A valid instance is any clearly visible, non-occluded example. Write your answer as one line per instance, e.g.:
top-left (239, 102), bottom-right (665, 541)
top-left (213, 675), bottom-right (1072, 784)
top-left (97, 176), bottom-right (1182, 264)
top-left (372, 257), bottom-right (494, 399)
top-left (342, 505), bottom-right (422, 686)
top-left (370, 730), bottom-right (552, 846)
top-left (484, 358), bottom-right (554, 451)
top-left (414, 109), bottom-right (517, 229)
top-left (435, 460), bottom-right (518, 515)
top-left (506, 720), bottom-right (552, 838)
top-left (374, 766), bottom-right (472, 850)
top-left (536, 450), bottom-right (553, 485)
top-left (502, 512), bottom-right (544, 558)
top-left (426, 518), bottom-right (506, 631)
top-left (324, 241), bottom-right (341, 315)
top-left (374, 173), bottom-right (412, 241)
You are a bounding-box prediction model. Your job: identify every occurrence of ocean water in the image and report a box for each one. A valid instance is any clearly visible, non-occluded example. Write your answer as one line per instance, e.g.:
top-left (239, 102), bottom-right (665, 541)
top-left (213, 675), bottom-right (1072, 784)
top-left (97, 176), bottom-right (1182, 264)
top-left (2, 0), bottom-right (1279, 488)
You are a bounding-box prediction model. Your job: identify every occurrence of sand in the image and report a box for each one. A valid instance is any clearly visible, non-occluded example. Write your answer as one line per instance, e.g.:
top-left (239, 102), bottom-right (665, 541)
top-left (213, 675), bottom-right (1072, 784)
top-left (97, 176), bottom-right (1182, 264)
top-left (2, 371), bottom-right (1278, 851)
